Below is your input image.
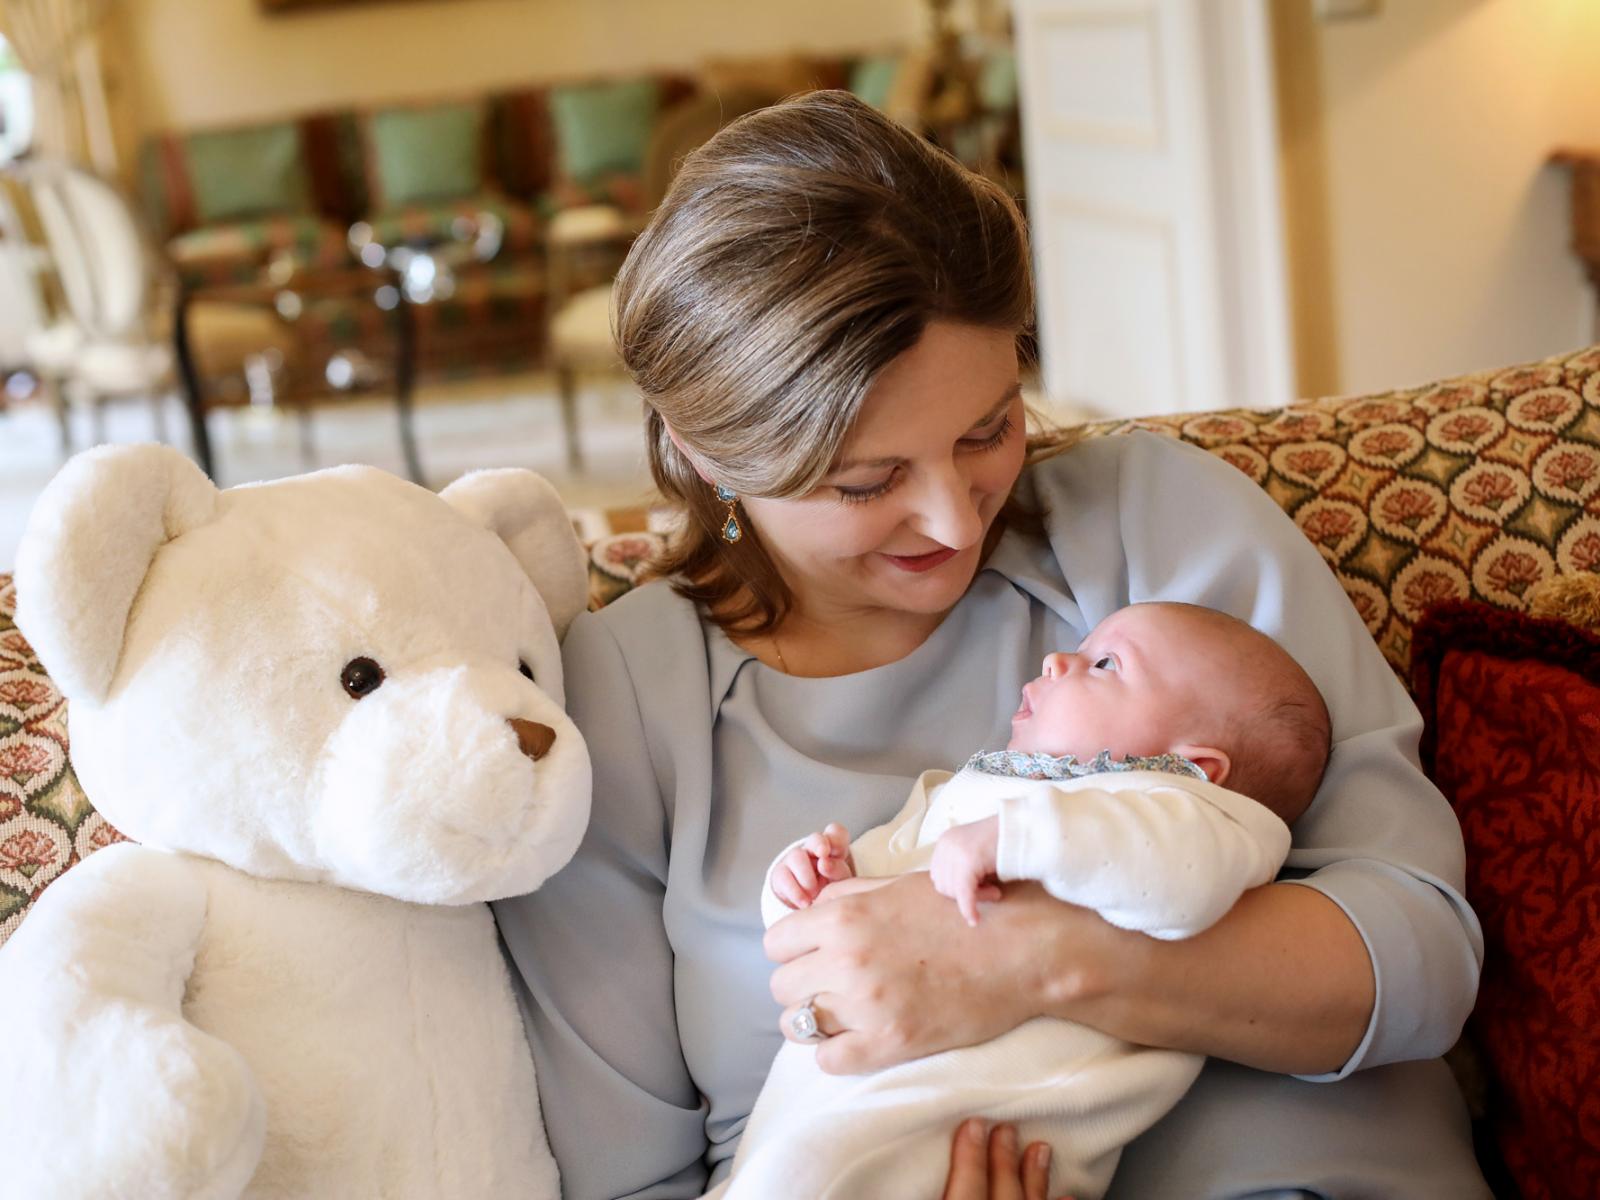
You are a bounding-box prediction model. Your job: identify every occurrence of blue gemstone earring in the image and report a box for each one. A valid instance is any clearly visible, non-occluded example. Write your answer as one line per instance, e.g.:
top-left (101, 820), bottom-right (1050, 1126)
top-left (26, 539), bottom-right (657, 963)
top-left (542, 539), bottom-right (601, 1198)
top-left (715, 484), bottom-right (742, 544)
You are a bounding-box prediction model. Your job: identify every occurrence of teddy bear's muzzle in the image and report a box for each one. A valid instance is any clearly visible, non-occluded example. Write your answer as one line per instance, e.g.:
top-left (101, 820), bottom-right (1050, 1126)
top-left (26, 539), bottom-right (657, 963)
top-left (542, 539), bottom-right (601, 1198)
top-left (508, 718), bottom-right (557, 762)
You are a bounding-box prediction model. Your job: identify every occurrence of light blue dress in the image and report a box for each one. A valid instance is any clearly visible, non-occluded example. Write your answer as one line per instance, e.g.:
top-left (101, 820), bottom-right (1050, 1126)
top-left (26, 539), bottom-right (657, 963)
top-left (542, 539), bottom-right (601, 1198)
top-left (494, 433), bottom-right (1489, 1199)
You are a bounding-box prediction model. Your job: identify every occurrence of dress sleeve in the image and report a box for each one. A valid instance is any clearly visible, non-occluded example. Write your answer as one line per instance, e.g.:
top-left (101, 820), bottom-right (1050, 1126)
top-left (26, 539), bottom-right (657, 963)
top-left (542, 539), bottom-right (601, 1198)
top-left (1032, 433), bottom-right (1484, 1080)
top-left (994, 781), bottom-right (1289, 940)
top-left (492, 609), bottom-right (709, 1200)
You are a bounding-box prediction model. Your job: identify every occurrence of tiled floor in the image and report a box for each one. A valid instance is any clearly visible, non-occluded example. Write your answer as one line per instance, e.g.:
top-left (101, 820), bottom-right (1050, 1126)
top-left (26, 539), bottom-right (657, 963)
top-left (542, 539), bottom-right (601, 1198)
top-left (0, 371), bottom-right (1085, 570)
top-left (0, 371), bottom-right (660, 569)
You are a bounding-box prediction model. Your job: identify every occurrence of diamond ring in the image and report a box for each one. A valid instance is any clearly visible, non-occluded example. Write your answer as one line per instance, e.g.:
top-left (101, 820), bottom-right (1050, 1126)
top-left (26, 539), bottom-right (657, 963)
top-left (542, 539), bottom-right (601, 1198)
top-left (789, 995), bottom-right (829, 1043)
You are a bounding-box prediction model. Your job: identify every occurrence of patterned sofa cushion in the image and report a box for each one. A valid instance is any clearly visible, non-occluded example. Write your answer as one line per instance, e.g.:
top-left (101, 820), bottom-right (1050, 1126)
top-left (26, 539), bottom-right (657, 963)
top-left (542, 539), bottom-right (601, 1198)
top-left (3, 345), bottom-right (1598, 947)
top-left (1080, 345), bottom-right (1600, 679)
top-left (0, 575), bottom-right (118, 947)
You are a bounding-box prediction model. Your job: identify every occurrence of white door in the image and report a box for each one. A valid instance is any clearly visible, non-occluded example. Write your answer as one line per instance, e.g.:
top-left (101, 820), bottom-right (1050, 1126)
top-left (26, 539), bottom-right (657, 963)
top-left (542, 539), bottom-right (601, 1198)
top-left (1015, 0), bottom-right (1293, 419)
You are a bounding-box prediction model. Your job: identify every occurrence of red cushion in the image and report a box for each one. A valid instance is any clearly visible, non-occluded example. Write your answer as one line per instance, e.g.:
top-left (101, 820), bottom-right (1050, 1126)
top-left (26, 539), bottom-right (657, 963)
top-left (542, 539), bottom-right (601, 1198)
top-left (1412, 600), bottom-right (1600, 1200)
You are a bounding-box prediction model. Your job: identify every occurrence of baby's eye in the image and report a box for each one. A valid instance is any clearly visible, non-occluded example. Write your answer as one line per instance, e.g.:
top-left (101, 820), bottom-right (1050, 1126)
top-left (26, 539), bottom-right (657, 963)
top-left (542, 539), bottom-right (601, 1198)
top-left (1092, 654), bottom-right (1119, 672)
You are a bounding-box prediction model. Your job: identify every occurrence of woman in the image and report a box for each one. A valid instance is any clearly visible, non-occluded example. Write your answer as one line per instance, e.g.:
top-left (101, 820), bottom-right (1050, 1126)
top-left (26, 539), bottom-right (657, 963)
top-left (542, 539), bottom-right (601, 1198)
top-left (493, 91), bottom-right (1488, 1199)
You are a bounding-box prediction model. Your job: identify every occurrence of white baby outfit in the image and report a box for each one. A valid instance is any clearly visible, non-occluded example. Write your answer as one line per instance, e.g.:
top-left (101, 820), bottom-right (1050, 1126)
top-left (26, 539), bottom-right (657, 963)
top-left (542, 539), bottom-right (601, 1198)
top-left (716, 752), bottom-right (1292, 1200)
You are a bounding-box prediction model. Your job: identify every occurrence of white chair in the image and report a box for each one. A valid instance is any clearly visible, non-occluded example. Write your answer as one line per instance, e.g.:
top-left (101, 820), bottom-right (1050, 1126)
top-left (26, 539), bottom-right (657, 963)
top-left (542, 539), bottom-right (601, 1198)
top-left (17, 161), bottom-right (298, 464)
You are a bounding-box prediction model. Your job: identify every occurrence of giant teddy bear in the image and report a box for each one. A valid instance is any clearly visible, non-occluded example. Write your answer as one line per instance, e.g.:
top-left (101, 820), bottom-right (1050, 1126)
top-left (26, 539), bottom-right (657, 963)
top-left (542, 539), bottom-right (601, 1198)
top-left (0, 444), bottom-right (592, 1198)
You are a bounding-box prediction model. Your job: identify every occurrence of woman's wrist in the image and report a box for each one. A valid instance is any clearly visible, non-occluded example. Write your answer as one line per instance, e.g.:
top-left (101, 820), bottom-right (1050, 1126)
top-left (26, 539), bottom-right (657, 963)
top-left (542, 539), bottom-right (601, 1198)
top-left (1006, 881), bottom-right (1146, 1021)
top-left (1018, 882), bottom-right (1375, 1075)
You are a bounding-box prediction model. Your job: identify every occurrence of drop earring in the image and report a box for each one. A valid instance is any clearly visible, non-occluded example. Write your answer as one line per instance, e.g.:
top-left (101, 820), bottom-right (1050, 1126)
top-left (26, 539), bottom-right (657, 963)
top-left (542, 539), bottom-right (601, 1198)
top-left (716, 484), bottom-right (743, 544)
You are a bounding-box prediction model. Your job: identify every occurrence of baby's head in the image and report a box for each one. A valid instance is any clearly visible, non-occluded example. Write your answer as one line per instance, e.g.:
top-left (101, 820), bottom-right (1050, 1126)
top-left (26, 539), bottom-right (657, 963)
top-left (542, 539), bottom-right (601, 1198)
top-left (1009, 602), bottom-right (1331, 824)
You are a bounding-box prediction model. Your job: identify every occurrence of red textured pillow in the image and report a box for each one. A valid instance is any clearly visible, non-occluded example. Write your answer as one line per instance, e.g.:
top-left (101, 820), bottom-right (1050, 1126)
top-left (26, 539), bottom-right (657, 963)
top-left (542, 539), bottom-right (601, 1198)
top-left (1412, 600), bottom-right (1600, 1200)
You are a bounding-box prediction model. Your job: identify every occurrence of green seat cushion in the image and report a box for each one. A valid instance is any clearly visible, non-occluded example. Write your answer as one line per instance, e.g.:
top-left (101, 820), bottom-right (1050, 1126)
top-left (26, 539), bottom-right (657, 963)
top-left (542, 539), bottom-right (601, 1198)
top-left (368, 102), bottom-right (485, 207)
top-left (849, 55), bottom-right (902, 111)
top-left (184, 123), bottom-right (310, 223)
top-left (548, 79), bottom-right (660, 184)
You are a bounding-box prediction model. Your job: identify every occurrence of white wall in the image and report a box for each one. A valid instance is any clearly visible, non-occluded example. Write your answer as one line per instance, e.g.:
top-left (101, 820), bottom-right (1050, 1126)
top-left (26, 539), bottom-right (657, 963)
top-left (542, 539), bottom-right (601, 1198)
top-left (127, 0), bottom-right (921, 129)
top-left (1276, 0), bottom-right (1600, 397)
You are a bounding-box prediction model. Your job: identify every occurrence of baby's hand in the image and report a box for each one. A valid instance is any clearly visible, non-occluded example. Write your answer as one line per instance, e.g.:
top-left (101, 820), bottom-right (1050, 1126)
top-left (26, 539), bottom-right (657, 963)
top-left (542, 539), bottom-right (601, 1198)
top-left (930, 817), bottom-right (1003, 926)
top-left (770, 822), bottom-right (854, 910)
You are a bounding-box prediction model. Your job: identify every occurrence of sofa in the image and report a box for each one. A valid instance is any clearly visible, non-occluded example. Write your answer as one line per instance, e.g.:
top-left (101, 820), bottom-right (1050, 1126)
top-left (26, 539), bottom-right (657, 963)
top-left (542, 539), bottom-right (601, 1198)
top-left (134, 64), bottom-right (854, 382)
top-left (5, 346), bottom-right (1598, 1197)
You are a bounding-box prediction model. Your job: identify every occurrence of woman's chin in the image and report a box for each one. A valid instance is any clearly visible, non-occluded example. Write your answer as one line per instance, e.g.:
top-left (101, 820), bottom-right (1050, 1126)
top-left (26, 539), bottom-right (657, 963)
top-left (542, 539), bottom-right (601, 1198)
top-left (867, 551), bottom-right (977, 612)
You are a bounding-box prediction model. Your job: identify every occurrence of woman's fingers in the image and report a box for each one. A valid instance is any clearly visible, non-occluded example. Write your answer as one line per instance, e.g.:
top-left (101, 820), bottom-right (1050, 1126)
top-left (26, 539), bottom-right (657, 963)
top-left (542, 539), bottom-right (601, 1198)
top-left (986, 1123), bottom-right (1024, 1200)
top-left (776, 992), bottom-right (843, 1045)
top-left (940, 1118), bottom-right (990, 1199)
top-left (1021, 1141), bottom-right (1052, 1200)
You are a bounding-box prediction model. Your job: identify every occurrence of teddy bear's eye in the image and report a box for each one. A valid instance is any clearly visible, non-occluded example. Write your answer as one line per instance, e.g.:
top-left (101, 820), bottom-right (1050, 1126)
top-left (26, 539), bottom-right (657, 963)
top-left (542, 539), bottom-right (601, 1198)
top-left (518, 660), bottom-right (536, 683)
top-left (340, 657), bottom-right (386, 699)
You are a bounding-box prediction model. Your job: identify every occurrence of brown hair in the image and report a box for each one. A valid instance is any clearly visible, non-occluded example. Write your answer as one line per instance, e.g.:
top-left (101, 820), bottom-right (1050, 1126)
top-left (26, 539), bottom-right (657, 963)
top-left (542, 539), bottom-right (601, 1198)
top-left (1146, 603), bottom-right (1332, 823)
top-left (613, 90), bottom-right (1038, 634)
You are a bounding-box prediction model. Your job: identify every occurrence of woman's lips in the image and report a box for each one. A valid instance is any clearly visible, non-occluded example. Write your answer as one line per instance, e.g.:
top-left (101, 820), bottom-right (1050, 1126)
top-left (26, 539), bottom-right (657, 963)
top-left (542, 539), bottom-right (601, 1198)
top-left (881, 546), bottom-right (959, 573)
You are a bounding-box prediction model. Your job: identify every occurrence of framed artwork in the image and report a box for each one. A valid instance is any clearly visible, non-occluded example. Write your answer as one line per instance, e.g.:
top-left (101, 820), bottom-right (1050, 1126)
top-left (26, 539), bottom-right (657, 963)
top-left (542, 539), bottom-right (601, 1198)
top-left (260, 0), bottom-right (433, 11)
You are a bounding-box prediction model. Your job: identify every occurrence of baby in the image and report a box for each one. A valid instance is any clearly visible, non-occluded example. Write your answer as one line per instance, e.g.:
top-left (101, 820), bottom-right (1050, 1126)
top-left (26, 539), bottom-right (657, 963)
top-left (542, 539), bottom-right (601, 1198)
top-left (714, 601), bottom-right (1332, 1200)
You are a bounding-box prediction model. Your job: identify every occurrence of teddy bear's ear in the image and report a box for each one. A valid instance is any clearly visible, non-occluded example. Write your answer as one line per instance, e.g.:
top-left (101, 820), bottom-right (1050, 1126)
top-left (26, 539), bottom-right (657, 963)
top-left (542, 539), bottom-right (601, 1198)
top-left (14, 443), bottom-right (218, 702)
top-left (440, 469), bottom-right (588, 638)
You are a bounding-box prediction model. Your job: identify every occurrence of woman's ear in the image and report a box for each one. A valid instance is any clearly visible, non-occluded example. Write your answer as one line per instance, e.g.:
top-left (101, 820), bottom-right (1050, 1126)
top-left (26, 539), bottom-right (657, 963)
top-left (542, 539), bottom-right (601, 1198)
top-left (1173, 744), bottom-right (1231, 787)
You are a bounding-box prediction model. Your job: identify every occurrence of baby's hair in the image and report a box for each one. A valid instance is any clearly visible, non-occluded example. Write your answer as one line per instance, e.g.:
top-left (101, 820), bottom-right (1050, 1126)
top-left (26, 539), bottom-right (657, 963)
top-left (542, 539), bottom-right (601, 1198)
top-left (1136, 602), bottom-right (1332, 824)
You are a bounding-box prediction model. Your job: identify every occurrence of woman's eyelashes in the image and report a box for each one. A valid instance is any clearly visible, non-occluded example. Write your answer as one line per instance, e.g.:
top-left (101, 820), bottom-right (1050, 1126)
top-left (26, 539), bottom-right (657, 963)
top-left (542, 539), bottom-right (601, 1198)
top-left (835, 467), bottom-right (901, 505)
top-left (831, 415), bottom-right (1017, 505)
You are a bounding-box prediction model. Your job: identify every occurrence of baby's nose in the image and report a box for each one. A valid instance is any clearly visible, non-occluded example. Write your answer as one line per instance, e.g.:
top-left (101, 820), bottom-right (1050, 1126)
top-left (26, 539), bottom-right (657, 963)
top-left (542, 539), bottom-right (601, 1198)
top-left (1041, 652), bottom-right (1072, 679)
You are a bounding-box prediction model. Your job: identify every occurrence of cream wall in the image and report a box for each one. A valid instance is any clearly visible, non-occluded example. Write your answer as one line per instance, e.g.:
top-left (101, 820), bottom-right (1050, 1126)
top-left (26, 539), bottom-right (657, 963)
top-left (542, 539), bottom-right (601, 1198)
top-left (1275, 0), bottom-right (1600, 398)
top-left (126, 0), bottom-right (921, 130)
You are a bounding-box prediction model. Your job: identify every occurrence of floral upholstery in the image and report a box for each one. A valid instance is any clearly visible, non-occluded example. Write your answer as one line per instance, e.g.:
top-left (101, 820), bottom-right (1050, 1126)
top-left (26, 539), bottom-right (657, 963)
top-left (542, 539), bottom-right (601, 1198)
top-left (360, 193), bottom-right (543, 258)
top-left (287, 261), bottom-right (549, 380)
top-left (3, 345), bottom-right (1598, 949)
top-left (167, 214), bottom-right (353, 290)
top-left (1080, 346), bottom-right (1600, 679)
top-left (0, 576), bottom-right (120, 947)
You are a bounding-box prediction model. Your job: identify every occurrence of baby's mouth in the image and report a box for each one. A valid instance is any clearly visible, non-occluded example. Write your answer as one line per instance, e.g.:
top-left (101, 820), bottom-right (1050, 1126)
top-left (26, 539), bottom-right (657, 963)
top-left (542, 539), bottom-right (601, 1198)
top-left (1013, 690), bottom-right (1033, 720)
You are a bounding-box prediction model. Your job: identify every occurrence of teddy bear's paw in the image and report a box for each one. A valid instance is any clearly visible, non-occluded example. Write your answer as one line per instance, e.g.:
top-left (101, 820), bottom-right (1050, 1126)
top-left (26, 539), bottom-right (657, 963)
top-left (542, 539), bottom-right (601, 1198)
top-left (133, 1019), bottom-right (267, 1199)
top-left (16, 1017), bottom-right (268, 1196)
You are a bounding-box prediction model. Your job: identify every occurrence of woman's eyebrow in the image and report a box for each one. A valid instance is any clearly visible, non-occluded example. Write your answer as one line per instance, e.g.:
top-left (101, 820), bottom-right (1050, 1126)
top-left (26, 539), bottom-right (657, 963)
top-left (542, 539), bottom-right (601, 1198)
top-left (831, 382), bottom-right (1024, 473)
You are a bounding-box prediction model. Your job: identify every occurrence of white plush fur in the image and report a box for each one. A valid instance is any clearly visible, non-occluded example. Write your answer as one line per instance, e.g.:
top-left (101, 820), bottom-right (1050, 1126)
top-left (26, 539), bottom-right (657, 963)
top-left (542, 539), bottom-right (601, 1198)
top-left (1, 445), bottom-right (591, 1198)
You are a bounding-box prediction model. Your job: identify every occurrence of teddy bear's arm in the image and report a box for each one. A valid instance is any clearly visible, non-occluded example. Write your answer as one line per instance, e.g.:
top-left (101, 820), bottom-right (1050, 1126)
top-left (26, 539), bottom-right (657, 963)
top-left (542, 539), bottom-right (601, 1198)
top-left (0, 842), bottom-right (266, 1198)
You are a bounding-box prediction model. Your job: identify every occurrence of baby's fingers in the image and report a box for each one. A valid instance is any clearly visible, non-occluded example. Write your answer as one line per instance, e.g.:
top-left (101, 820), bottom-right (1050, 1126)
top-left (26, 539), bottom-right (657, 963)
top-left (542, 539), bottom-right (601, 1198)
top-left (771, 867), bottom-right (807, 910)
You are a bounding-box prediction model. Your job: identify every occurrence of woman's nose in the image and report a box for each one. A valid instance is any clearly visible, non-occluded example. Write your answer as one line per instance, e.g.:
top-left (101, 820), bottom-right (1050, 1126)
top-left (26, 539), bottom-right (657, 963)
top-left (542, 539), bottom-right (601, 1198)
top-left (1042, 652), bottom-right (1072, 678)
top-left (911, 469), bottom-right (984, 549)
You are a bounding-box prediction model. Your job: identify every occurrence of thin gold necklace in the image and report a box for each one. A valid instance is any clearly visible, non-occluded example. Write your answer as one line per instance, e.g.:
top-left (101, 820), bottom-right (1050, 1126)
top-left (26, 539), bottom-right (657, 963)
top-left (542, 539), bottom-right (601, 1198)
top-left (770, 632), bottom-right (790, 674)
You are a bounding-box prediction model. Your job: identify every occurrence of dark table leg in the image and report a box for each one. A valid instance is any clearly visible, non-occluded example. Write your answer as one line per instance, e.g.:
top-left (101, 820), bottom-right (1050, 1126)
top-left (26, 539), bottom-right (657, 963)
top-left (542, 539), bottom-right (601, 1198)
top-left (393, 290), bottom-right (424, 486)
top-left (172, 285), bottom-right (216, 479)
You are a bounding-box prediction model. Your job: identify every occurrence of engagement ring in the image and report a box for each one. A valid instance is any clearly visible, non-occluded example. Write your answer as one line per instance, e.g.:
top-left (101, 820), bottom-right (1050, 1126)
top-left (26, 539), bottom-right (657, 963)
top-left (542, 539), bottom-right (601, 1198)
top-left (790, 996), bottom-right (828, 1043)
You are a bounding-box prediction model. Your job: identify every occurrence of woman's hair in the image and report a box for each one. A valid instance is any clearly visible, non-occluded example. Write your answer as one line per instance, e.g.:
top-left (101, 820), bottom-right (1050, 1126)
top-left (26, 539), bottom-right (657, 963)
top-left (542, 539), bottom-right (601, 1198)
top-left (613, 89), bottom-right (1037, 634)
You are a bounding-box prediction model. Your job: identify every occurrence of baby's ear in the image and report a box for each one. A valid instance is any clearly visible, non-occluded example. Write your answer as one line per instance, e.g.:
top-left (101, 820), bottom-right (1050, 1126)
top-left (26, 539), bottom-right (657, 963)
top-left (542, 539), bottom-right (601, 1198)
top-left (439, 469), bottom-right (588, 637)
top-left (15, 444), bottom-right (218, 702)
top-left (1174, 745), bottom-right (1231, 787)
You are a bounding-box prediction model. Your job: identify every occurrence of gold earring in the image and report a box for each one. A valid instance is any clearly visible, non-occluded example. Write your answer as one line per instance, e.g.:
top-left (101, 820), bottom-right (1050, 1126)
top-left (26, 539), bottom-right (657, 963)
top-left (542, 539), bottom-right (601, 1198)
top-left (716, 484), bottom-right (742, 543)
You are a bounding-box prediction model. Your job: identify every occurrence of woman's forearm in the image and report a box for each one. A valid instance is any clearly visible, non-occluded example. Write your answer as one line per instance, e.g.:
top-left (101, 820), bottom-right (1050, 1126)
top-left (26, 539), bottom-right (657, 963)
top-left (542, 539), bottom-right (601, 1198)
top-left (1032, 882), bottom-right (1374, 1076)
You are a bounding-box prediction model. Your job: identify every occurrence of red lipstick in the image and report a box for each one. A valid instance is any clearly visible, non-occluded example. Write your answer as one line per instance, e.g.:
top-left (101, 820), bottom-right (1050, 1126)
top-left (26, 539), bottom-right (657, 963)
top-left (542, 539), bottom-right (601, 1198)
top-left (882, 547), bottom-right (958, 573)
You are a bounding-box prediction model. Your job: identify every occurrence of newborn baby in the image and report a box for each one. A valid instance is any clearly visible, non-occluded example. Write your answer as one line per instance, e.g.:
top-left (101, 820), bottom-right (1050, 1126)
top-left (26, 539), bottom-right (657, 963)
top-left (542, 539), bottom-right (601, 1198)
top-left (716, 601), bottom-right (1332, 1200)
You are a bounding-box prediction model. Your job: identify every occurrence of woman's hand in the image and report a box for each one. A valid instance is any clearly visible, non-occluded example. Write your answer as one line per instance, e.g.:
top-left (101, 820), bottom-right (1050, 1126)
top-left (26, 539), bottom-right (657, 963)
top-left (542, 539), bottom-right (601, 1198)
top-left (763, 871), bottom-right (1122, 1074)
top-left (769, 867), bottom-right (1374, 1076)
top-left (940, 1119), bottom-right (1072, 1200)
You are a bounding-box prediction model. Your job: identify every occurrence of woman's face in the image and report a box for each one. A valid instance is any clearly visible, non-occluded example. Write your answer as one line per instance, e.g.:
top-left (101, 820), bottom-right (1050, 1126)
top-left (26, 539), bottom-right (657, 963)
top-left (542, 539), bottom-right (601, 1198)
top-left (742, 321), bottom-right (1026, 622)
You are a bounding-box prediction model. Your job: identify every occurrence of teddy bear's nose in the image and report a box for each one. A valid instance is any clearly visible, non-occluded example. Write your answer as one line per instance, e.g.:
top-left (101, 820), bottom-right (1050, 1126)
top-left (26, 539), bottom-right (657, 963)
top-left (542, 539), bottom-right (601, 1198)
top-left (508, 718), bottom-right (557, 762)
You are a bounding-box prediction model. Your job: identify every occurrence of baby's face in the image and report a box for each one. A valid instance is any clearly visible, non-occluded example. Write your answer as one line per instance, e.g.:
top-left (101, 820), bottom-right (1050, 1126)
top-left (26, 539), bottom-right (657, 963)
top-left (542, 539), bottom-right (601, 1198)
top-left (1008, 605), bottom-right (1237, 765)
